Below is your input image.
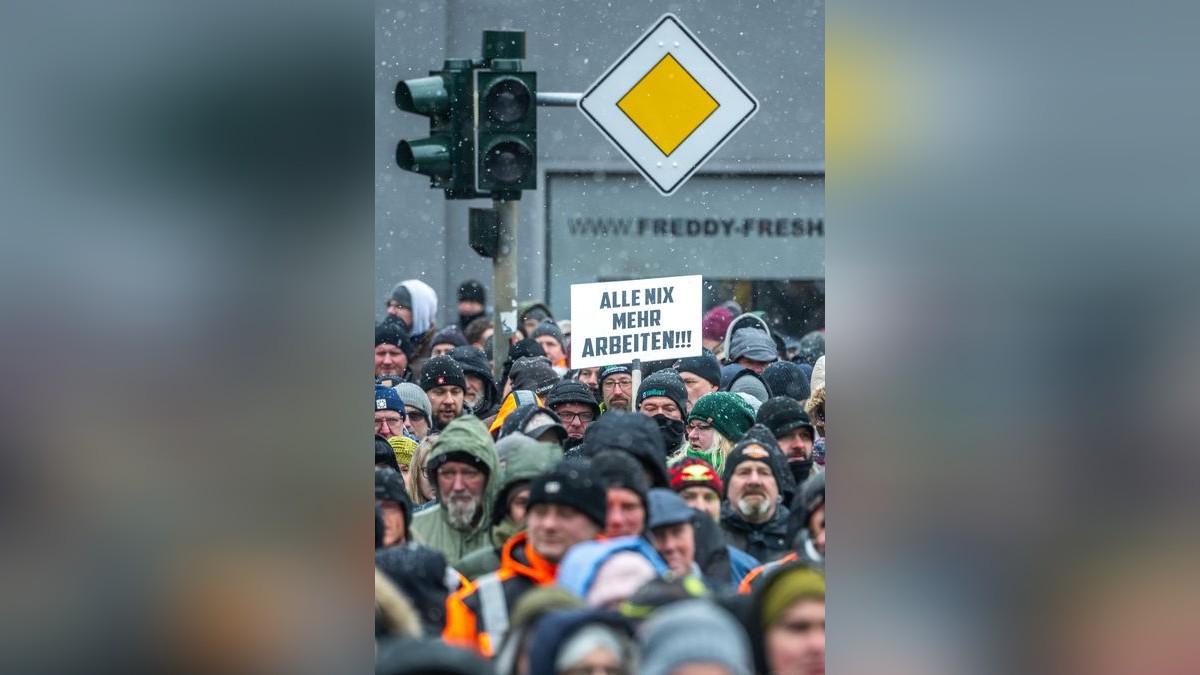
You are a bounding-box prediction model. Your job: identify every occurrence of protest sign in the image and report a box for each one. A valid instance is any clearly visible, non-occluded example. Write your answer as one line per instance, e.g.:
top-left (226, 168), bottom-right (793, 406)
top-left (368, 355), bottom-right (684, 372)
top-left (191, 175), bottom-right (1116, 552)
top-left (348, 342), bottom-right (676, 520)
top-left (569, 275), bottom-right (703, 369)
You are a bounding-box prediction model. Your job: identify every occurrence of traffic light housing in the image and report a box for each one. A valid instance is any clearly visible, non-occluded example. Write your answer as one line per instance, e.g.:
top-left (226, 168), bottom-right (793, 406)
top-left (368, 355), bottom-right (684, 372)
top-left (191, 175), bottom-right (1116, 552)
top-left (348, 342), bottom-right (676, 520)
top-left (395, 59), bottom-right (481, 199)
top-left (468, 207), bottom-right (500, 258)
top-left (475, 65), bottom-right (537, 197)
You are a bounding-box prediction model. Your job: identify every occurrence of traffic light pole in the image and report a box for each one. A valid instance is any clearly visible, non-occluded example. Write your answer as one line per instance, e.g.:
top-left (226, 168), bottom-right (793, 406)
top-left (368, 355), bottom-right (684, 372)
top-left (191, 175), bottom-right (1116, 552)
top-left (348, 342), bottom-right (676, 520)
top-left (491, 198), bottom-right (519, 384)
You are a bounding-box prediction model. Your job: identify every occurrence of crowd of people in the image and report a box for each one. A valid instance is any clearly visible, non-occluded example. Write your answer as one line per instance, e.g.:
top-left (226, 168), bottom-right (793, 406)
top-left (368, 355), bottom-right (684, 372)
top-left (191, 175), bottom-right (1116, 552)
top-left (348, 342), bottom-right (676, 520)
top-left (374, 278), bottom-right (826, 675)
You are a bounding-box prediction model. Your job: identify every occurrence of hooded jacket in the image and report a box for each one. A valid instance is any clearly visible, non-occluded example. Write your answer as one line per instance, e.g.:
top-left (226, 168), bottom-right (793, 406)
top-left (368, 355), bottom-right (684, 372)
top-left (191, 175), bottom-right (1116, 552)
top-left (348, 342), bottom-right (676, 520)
top-left (443, 530), bottom-right (560, 657)
top-left (448, 345), bottom-right (500, 418)
top-left (578, 410), bottom-right (670, 488)
top-left (411, 416), bottom-right (501, 565)
top-left (516, 300), bottom-right (555, 332)
top-left (721, 313), bottom-right (772, 363)
top-left (454, 441), bottom-right (564, 581)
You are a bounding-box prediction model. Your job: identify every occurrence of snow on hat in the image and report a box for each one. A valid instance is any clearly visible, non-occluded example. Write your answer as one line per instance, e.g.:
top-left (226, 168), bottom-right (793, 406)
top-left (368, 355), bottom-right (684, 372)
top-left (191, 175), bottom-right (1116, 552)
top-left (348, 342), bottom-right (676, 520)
top-left (430, 324), bottom-right (467, 349)
top-left (545, 380), bottom-right (600, 417)
top-left (579, 410), bottom-right (669, 489)
top-left (457, 279), bottom-right (486, 304)
top-left (702, 306), bottom-right (735, 341)
top-left (638, 600), bottom-right (753, 675)
top-left (375, 385), bottom-right (406, 414)
top-left (527, 459), bottom-right (608, 529)
top-left (728, 327), bottom-right (778, 363)
top-left (755, 396), bottom-right (815, 440)
top-left (499, 405), bottom-right (568, 444)
top-left (687, 392), bottom-right (755, 442)
top-left (418, 355), bottom-right (467, 393)
top-left (530, 319), bottom-right (566, 348)
top-left (375, 319), bottom-right (413, 356)
top-left (636, 369), bottom-right (688, 415)
top-left (673, 351), bottom-right (722, 386)
top-left (720, 425), bottom-right (796, 501)
top-left (668, 457), bottom-right (724, 497)
top-left (762, 360), bottom-right (812, 402)
top-left (508, 356), bottom-right (560, 396)
top-left (393, 382), bottom-right (432, 421)
top-left (592, 449), bottom-right (651, 513)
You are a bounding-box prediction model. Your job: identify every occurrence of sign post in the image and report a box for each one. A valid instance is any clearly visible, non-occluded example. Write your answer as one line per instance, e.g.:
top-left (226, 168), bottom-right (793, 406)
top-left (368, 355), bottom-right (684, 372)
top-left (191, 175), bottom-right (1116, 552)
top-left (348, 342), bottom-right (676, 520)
top-left (569, 274), bottom-right (704, 370)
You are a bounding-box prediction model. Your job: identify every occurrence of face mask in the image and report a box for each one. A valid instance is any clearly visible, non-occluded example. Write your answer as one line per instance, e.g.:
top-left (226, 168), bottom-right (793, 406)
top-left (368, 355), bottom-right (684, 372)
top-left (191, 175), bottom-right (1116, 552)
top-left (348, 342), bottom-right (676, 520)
top-left (789, 459), bottom-right (814, 484)
top-left (653, 414), bottom-right (686, 452)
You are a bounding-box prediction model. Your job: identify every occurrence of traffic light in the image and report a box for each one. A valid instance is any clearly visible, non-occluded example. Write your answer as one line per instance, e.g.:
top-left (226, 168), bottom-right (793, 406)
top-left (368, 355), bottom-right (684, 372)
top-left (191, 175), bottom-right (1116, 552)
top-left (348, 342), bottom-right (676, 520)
top-left (475, 66), bottom-right (537, 197)
top-left (395, 59), bottom-right (481, 199)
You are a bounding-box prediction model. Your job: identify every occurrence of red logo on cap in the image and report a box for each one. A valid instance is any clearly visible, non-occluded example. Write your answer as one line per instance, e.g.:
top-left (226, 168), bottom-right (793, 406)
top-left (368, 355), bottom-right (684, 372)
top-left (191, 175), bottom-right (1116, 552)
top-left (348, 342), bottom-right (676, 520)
top-left (438, 376), bottom-right (446, 384)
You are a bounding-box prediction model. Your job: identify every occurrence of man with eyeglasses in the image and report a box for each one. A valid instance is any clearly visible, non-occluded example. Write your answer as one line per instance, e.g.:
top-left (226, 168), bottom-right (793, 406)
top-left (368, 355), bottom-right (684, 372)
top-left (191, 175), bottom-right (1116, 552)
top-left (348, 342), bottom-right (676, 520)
top-left (544, 380), bottom-right (600, 449)
top-left (374, 385), bottom-right (410, 440)
top-left (597, 364), bottom-right (634, 414)
top-left (411, 416), bottom-right (500, 565)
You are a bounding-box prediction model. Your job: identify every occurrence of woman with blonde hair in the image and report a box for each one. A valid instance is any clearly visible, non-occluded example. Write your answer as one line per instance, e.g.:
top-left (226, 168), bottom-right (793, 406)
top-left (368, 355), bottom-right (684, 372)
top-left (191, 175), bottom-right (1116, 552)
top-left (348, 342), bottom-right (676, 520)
top-left (680, 392), bottom-right (756, 474)
top-left (405, 433), bottom-right (438, 508)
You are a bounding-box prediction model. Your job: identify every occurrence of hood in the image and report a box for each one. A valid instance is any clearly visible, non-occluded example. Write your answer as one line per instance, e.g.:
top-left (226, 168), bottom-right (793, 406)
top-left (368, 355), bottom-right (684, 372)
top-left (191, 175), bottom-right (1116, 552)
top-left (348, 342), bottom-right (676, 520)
top-left (425, 416), bottom-right (501, 532)
top-left (579, 410), bottom-right (669, 488)
top-left (722, 424), bottom-right (798, 506)
top-left (395, 279), bottom-right (438, 335)
top-left (517, 300), bottom-right (555, 326)
top-left (493, 441), bottom-right (564, 525)
top-left (448, 345), bottom-right (499, 414)
top-left (722, 312), bottom-right (772, 360)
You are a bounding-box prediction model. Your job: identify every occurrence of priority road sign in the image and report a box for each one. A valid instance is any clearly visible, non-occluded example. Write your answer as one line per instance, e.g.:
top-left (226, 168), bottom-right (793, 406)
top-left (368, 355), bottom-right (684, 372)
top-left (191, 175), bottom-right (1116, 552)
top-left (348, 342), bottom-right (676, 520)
top-left (579, 14), bottom-right (759, 196)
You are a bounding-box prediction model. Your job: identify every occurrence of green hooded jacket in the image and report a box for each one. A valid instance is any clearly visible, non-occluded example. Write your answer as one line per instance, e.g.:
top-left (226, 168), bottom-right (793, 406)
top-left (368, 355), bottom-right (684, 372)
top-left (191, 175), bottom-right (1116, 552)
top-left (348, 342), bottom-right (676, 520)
top-left (453, 441), bottom-right (564, 581)
top-left (411, 416), bottom-right (500, 565)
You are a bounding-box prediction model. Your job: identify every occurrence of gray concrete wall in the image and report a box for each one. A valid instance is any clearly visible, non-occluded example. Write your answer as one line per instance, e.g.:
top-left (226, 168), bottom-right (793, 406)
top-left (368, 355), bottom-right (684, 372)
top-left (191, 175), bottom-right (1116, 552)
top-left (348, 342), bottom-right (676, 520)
top-left (376, 0), bottom-right (824, 326)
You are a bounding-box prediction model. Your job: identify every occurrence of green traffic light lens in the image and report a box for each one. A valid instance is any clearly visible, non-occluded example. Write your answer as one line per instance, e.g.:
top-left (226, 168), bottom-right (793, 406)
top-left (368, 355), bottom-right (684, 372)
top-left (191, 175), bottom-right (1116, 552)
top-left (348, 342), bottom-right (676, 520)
top-left (484, 141), bottom-right (533, 183)
top-left (484, 79), bottom-right (532, 124)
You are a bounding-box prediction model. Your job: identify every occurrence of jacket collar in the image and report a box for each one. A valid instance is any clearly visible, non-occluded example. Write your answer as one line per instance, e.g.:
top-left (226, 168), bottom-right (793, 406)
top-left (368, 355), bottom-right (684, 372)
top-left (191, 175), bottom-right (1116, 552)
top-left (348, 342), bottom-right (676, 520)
top-left (499, 530), bottom-right (558, 585)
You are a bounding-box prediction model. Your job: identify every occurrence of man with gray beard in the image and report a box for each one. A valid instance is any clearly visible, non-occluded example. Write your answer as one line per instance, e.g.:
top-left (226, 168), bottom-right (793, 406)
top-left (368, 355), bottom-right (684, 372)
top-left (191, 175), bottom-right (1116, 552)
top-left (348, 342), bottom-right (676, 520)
top-left (718, 425), bottom-right (796, 564)
top-left (411, 416), bottom-right (500, 565)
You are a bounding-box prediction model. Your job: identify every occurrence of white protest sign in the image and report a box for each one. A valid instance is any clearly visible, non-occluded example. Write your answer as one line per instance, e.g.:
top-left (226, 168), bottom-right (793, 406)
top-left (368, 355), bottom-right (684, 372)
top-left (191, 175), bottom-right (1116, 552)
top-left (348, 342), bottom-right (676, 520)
top-left (569, 274), bottom-right (703, 369)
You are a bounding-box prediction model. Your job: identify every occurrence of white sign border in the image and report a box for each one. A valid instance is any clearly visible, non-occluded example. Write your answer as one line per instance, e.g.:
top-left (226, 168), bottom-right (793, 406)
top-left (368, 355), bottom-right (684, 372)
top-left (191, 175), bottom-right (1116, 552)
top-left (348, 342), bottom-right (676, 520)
top-left (579, 14), bottom-right (759, 196)
top-left (569, 273), bottom-right (705, 369)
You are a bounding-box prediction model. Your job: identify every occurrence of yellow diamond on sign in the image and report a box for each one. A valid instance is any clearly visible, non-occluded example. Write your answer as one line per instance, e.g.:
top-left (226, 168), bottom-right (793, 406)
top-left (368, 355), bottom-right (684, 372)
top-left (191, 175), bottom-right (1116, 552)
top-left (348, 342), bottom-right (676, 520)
top-left (617, 53), bottom-right (719, 156)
